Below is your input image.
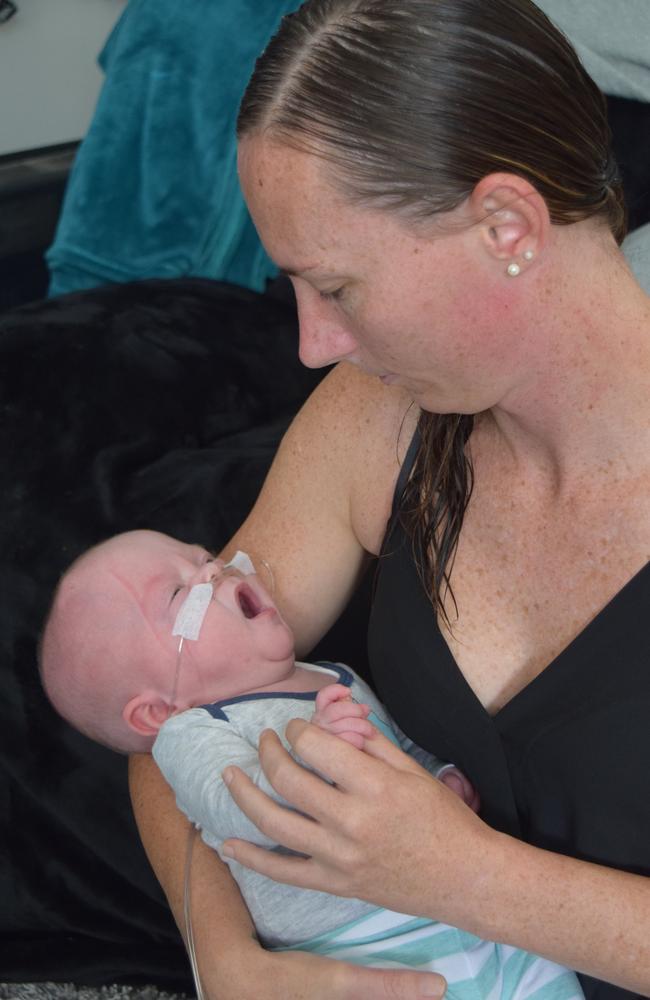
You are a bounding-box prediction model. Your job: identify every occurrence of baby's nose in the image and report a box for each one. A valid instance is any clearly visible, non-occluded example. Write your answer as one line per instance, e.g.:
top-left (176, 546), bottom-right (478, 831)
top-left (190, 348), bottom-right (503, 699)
top-left (191, 558), bottom-right (224, 585)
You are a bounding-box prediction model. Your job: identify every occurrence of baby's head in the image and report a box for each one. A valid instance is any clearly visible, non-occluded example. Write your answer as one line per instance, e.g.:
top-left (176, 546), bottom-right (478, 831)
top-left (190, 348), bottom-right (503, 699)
top-left (40, 530), bottom-right (295, 753)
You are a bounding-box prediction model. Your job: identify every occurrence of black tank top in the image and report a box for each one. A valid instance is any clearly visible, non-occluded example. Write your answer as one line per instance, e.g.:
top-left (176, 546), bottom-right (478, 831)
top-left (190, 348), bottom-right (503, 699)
top-left (368, 434), bottom-right (650, 1000)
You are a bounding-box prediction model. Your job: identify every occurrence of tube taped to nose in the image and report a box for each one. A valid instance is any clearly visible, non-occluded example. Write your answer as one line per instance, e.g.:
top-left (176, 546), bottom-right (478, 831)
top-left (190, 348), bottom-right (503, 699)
top-left (172, 583), bottom-right (213, 641)
top-left (224, 550), bottom-right (255, 575)
top-left (171, 551), bottom-right (256, 641)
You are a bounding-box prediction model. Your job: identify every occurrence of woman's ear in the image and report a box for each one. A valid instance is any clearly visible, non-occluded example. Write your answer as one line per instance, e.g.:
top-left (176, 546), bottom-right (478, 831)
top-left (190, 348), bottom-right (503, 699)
top-left (123, 692), bottom-right (171, 736)
top-left (470, 172), bottom-right (549, 269)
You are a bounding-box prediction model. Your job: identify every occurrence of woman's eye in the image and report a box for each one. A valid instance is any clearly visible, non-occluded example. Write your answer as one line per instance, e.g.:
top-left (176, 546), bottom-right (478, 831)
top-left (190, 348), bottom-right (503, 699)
top-left (319, 286), bottom-right (344, 302)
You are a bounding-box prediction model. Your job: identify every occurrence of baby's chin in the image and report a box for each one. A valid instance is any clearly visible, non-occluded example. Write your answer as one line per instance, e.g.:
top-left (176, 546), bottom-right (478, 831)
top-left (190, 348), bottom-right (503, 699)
top-left (264, 622), bottom-right (297, 669)
top-left (266, 623), bottom-right (296, 663)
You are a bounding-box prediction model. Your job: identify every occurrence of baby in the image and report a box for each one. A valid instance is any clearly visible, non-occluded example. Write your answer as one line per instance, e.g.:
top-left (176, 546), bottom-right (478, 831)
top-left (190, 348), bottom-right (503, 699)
top-left (41, 530), bottom-right (583, 1000)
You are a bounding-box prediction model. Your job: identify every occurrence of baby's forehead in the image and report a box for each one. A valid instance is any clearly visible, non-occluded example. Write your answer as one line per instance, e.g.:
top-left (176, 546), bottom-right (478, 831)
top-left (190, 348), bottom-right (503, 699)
top-left (65, 532), bottom-right (193, 630)
top-left (82, 532), bottom-right (183, 576)
top-left (63, 549), bottom-right (149, 621)
top-left (62, 563), bottom-right (139, 621)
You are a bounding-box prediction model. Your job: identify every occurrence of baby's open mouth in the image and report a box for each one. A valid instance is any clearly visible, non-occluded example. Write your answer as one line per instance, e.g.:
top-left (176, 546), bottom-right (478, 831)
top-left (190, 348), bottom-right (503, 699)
top-left (236, 583), bottom-right (264, 619)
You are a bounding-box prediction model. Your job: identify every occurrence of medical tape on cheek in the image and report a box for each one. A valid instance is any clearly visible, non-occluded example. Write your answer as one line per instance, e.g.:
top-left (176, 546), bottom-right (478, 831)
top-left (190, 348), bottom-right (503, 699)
top-left (172, 583), bottom-right (213, 641)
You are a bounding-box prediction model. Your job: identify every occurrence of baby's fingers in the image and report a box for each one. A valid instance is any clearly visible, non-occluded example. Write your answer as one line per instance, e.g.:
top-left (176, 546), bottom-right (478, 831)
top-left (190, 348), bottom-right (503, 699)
top-left (314, 684), bottom-right (355, 712)
top-left (317, 701), bottom-right (371, 725)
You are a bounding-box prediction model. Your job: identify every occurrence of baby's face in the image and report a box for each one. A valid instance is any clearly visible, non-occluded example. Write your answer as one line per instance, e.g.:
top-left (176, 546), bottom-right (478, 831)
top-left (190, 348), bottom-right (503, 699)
top-left (96, 530), bottom-right (295, 707)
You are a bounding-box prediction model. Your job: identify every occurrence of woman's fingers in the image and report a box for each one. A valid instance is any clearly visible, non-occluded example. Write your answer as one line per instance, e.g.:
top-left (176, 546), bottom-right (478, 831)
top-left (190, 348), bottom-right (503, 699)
top-left (325, 717), bottom-right (376, 738)
top-left (261, 722), bottom-right (383, 799)
top-left (264, 950), bottom-right (447, 1000)
top-left (285, 716), bottom-right (426, 784)
top-left (337, 731), bottom-right (366, 749)
top-left (336, 963), bottom-right (446, 1000)
top-left (279, 951), bottom-right (447, 1000)
top-left (201, 931), bottom-right (446, 1000)
top-left (221, 835), bottom-right (321, 889)
top-left (223, 730), bottom-right (343, 827)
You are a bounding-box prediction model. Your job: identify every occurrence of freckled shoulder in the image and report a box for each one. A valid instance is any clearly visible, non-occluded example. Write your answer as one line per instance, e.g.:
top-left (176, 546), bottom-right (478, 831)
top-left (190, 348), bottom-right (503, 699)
top-left (288, 363), bottom-right (417, 554)
top-left (227, 363), bottom-right (417, 653)
top-left (340, 367), bottom-right (419, 556)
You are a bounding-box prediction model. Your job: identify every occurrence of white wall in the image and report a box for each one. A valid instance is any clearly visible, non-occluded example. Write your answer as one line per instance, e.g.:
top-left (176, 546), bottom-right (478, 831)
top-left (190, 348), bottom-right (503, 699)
top-left (0, 0), bottom-right (126, 156)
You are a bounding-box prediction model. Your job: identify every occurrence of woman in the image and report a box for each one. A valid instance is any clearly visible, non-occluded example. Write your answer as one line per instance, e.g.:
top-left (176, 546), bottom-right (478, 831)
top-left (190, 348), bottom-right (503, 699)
top-left (130, 1), bottom-right (650, 997)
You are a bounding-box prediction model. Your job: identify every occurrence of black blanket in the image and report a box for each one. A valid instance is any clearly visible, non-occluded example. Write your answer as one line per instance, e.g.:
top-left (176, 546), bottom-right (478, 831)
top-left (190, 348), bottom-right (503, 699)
top-left (0, 278), bottom-right (372, 990)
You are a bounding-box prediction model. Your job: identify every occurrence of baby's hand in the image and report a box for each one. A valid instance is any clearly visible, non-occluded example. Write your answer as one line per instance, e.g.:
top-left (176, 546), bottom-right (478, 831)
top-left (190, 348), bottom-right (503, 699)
top-left (437, 764), bottom-right (481, 813)
top-left (312, 684), bottom-right (375, 750)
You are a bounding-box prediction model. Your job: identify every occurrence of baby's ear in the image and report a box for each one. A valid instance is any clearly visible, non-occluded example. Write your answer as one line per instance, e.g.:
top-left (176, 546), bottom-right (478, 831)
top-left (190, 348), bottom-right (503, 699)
top-left (123, 692), bottom-right (171, 736)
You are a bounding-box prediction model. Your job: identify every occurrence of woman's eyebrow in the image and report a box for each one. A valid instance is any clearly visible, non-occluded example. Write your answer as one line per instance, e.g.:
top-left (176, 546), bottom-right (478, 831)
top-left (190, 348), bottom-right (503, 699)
top-left (278, 264), bottom-right (320, 278)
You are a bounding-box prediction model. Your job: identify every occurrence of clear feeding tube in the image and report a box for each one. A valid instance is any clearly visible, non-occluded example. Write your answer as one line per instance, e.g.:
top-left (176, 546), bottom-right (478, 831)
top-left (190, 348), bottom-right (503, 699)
top-left (184, 823), bottom-right (205, 1000)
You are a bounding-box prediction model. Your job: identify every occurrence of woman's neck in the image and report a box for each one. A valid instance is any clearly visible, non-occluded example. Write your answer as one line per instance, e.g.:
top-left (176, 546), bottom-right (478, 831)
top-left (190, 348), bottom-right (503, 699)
top-left (486, 237), bottom-right (650, 494)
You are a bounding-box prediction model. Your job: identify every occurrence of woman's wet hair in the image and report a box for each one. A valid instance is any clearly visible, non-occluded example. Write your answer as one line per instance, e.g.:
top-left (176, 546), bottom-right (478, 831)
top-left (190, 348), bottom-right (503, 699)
top-left (239, 0), bottom-right (625, 241)
top-left (238, 0), bottom-right (626, 624)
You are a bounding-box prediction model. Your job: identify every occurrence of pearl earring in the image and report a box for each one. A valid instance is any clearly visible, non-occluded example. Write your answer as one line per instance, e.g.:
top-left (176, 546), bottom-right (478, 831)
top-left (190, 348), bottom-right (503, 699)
top-left (523, 250), bottom-right (534, 261)
top-left (506, 262), bottom-right (521, 277)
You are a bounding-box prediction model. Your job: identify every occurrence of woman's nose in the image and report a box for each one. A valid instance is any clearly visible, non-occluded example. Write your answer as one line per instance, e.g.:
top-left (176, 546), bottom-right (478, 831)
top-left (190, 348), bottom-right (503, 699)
top-left (296, 293), bottom-right (359, 369)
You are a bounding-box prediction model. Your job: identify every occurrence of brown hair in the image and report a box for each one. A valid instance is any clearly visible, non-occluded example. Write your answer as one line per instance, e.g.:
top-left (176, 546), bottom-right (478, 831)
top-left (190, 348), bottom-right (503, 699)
top-left (238, 0), bottom-right (626, 624)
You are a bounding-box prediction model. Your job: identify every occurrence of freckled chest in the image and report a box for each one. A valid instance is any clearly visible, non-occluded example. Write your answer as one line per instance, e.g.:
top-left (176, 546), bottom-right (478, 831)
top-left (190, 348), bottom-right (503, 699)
top-left (442, 463), bottom-right (650, 714)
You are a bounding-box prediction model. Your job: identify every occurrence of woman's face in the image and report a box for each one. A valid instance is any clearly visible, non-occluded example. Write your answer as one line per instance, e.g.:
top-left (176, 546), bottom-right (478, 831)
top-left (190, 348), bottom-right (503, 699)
top-left (239, 136), bottom-right (528, 414)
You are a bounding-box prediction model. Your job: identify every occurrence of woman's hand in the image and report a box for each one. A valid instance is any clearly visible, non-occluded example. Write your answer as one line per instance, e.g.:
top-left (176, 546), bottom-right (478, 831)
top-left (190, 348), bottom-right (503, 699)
top-left (200, 942), bottom-right (446, 1000)
top-left (222, 720), bottom-right (497, 928)
top-left (130, 754), bottom-right (447, 1000)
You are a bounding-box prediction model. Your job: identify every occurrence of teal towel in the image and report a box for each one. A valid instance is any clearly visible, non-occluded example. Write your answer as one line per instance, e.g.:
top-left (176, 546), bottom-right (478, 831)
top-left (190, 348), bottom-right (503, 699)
top-left (47, 0), bottom-right (301, 297)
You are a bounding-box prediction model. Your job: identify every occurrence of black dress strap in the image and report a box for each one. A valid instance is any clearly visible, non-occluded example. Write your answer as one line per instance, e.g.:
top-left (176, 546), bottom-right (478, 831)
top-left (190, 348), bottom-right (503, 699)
top-left (390, 424), bottom-right (421, 522)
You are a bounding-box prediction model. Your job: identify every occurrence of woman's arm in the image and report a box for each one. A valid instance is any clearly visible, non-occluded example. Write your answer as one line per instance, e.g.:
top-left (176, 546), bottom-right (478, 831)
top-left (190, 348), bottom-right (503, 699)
top-left (221, 720), bottom-right (650, 994)
top-left (222, 363), bottom-right (418, 654)
top-left (128, 753), bottom-right (261, 993)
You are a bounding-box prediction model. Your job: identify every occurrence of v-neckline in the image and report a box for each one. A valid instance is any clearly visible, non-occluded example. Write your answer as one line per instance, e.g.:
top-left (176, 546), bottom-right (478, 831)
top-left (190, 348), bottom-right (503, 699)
top-left (435, 559), bottom-right (650, 725)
